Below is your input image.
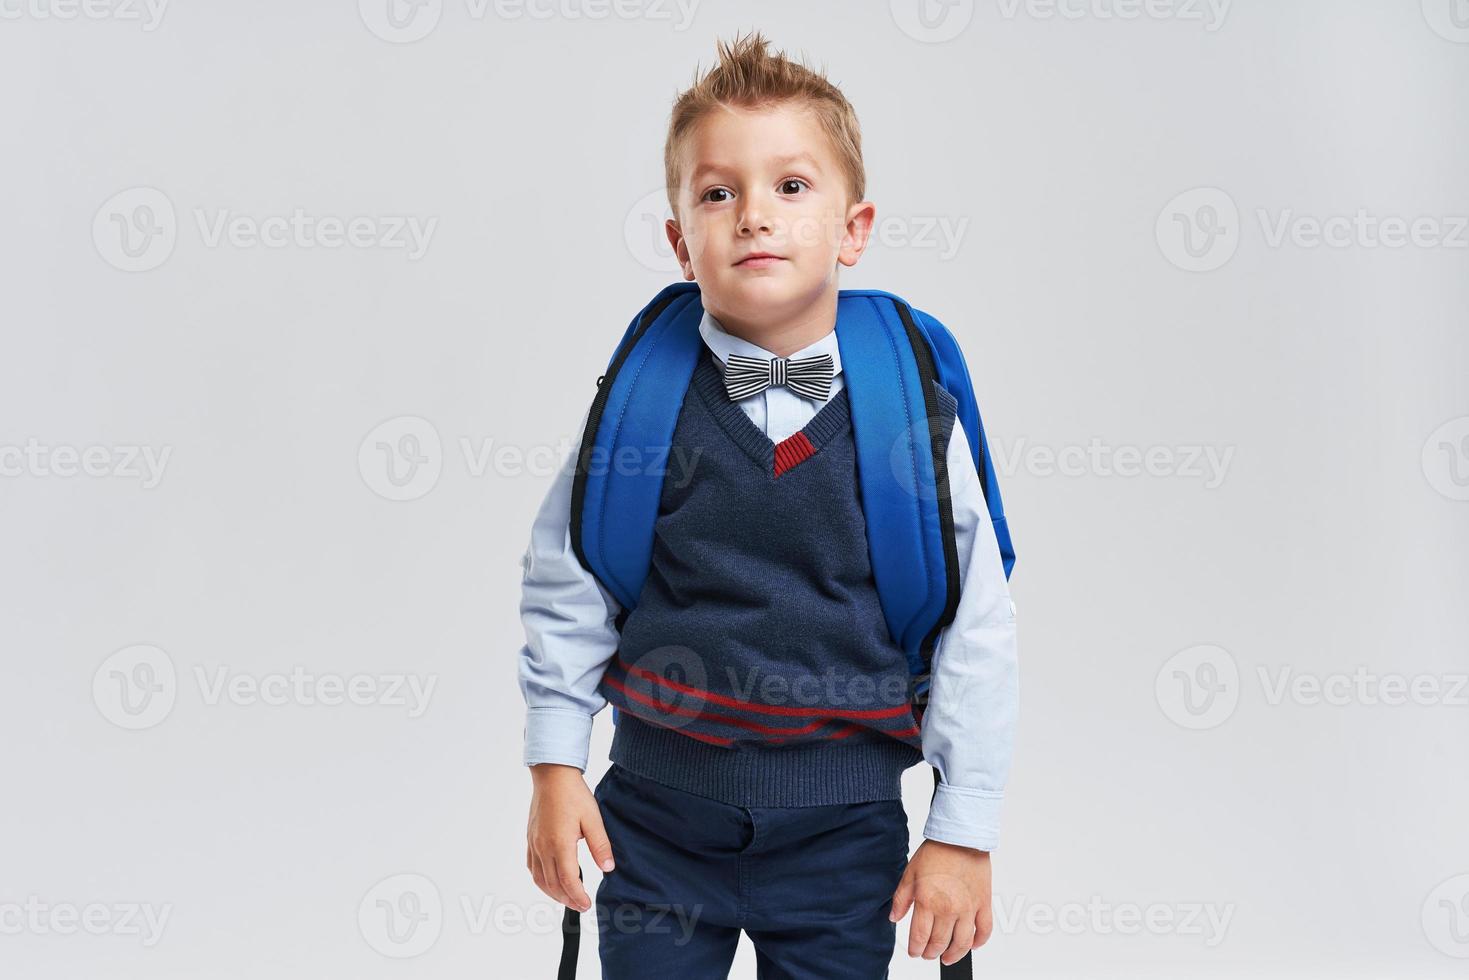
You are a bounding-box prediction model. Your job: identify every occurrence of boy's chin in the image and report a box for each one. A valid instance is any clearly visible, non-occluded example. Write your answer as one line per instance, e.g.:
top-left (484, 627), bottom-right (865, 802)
top-left (712, 271), bottom-right (804, 308)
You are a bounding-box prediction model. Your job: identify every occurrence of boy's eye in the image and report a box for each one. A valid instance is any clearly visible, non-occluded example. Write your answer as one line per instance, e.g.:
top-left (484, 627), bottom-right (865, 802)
top-left (778, 178), bottom-right (809, 195)
top-left (703, 188), bottom-right (733, 204)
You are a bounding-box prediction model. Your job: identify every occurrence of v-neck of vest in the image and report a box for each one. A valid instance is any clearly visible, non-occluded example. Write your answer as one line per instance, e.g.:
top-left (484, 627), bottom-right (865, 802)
top-left (691, 349), bottom-right (852, 479)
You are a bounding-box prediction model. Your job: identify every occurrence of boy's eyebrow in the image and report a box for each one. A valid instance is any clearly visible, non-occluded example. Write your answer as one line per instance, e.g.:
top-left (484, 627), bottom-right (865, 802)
top-left (688, 152), bottom-right (823, 185)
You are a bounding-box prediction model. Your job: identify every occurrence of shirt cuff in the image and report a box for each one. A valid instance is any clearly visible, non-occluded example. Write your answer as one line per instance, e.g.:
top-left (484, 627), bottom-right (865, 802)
top-left (523, 707), bottom-right (595, 771)
top-left (923, 783), bottom-right (1004, 852)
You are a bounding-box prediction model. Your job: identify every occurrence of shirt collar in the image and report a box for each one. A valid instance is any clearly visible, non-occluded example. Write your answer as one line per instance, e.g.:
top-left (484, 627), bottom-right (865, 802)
top-left (698, 310), bottom-right (843, 379)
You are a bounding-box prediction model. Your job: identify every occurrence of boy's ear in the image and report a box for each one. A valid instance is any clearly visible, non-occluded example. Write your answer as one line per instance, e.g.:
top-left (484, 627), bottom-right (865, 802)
top-left (665, 218), bottom-right (696, 281)
top-left (837, 201), bottom-right (877, 268)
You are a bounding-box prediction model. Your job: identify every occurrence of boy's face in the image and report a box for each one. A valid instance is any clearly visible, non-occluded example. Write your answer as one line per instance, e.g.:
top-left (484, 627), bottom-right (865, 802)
top-left (666, 102), bottom-right (874, 329)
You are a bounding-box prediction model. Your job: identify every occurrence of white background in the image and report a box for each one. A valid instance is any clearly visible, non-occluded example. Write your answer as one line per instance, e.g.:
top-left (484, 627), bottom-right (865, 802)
top-left (2, 1), bottom-right (1467, 977)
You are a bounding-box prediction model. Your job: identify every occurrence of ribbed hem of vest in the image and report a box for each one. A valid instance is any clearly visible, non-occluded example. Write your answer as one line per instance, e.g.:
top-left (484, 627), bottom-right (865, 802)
top-left (608, 712), bottom-right (924, 807)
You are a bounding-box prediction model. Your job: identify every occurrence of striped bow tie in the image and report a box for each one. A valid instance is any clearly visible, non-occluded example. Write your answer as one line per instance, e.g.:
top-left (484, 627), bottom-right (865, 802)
top-left (722, 352), bottom-right (835, 403)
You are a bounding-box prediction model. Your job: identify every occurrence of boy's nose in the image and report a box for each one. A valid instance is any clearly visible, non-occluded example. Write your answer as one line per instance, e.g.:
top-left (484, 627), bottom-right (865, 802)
top-left (738, 202), bottom-right (772, 235)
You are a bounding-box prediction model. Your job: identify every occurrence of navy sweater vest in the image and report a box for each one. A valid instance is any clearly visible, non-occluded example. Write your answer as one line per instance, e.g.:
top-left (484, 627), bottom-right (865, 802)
top-left (598, 346), bottom-right (959, 806)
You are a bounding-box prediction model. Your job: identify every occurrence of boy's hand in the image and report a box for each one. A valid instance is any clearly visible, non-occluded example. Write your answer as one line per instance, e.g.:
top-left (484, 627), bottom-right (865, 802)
top-left (526, 763), bottom-right (616, 913)
top-left (888, 840), bottom-right (994, 965)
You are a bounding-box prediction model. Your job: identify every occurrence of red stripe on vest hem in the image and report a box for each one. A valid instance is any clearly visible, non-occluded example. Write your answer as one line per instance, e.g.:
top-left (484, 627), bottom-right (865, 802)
top-left (609, 653), bottom-right (914, 720)
top-left (605, 670), bottom-right (892, 741)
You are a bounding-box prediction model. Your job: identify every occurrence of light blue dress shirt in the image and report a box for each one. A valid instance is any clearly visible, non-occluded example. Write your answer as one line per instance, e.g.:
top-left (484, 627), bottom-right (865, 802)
top-left (518, 310), bottom-right (1019, 851)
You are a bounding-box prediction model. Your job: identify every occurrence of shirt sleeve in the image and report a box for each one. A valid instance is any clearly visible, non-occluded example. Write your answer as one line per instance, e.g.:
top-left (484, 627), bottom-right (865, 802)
top-left (517, 405), bottom-right (623, 772)
top-left (919, 415), bottom-right (1019, 852)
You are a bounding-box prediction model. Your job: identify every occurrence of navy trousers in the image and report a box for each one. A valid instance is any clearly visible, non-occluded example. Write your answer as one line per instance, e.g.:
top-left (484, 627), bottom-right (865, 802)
top-left (591, 762), bottom-right (911, 980)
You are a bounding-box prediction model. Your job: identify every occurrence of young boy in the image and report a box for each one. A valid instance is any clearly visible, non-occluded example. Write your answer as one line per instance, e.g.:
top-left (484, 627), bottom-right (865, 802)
top-left (519, 31), bottom-right (1018, 978)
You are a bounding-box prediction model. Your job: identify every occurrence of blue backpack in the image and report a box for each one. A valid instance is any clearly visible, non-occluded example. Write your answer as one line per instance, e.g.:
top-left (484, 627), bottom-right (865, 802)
top-left (556, 280), bottom-right (1014, 980)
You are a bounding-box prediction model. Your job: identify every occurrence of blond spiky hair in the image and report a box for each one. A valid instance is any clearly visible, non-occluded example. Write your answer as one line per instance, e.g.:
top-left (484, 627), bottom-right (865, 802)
top-left (664, 30), bottom-right (866, 221)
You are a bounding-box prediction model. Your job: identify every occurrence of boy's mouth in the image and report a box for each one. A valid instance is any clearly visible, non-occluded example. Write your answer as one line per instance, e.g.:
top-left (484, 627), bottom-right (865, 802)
top-left (735, 252), bottom-right (785, 268)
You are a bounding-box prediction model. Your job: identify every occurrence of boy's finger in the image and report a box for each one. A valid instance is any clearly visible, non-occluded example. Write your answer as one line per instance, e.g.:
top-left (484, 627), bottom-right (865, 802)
top-left (582, 812), bottom-right (616, 873)
top-left (945, 914), bottom-right (977, 965)
top-left (923, 912), bottom-right (956, 961)
top-left (554, 846), bottom-right (592, 912)
top-left (907, 907), bottom-right (934, 958)
top-left (529, 849), bottom-right (556, 903)
top-left (537, 846), bottom-right (573, 908)
top-left (888, 875), bottom-right (915, 922)
top-left (975, 901), bottom-right (994, 946)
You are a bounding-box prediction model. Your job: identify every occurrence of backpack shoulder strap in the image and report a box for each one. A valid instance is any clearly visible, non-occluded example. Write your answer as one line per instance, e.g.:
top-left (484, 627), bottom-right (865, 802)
top-left (834, 291), bottom-right (961, 677)
top-left (570, 282), bottom-right (703, 611)
top-left (908, 304), bottom-right (1016, 580)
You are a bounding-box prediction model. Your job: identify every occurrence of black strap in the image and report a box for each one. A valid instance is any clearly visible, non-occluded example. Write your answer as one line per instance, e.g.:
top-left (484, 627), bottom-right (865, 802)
top-left (933, 766), bottom-right (974, 980)
top-left (556, 864), bottom-right (582, 980)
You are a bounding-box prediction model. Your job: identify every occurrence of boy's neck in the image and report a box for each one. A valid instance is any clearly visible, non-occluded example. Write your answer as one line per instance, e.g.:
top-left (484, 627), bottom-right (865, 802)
top-left (707, 289), bottom-right (838, 358)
